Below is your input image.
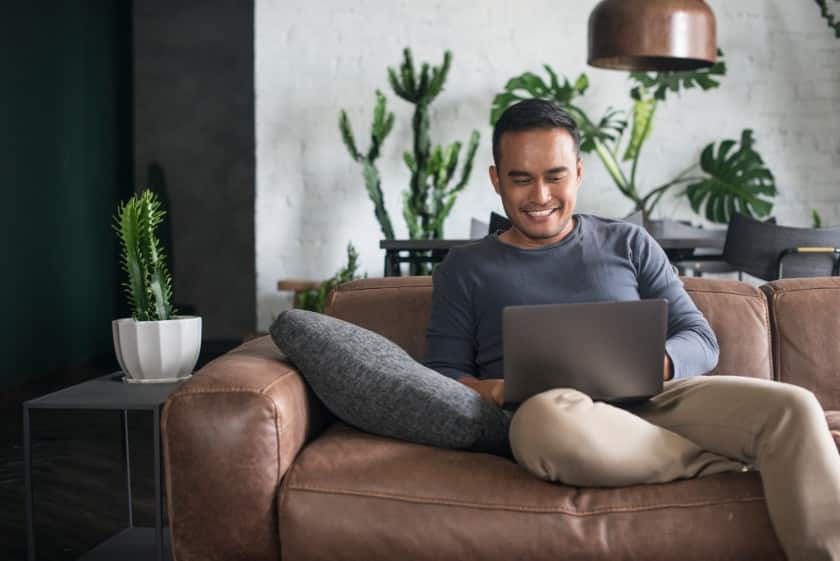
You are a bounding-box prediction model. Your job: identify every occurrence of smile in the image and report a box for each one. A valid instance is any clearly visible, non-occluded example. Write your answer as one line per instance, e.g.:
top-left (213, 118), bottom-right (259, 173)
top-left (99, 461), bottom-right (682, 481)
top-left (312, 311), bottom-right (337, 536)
top-left (523, 208), bottom-right (558, 217)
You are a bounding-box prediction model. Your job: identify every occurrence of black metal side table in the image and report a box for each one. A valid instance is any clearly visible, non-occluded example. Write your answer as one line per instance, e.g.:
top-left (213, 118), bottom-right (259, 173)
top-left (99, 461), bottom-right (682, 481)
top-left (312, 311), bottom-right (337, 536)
top-left (23, 372), bottom-right (189, 561)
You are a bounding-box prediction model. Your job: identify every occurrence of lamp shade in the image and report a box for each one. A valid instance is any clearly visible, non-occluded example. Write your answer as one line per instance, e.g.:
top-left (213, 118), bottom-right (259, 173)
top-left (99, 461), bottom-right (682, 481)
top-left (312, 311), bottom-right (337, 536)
top-left (588, 0), bottom-right (716, 71)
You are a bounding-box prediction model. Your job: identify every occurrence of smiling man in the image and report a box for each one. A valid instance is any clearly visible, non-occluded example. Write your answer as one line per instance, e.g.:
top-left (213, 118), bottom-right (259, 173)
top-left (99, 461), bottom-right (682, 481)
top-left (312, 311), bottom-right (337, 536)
top-left (423, 100), bottom-right (840, 561)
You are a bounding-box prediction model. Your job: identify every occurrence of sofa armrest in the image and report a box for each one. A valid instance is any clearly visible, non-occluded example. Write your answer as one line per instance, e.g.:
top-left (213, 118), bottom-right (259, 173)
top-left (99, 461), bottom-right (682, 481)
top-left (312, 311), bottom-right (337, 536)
top-left (162, 335), bottom-right (332, 561)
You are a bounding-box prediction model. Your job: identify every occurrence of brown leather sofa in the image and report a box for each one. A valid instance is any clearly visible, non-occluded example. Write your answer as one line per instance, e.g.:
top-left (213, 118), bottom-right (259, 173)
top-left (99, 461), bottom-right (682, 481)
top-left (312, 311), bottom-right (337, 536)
top-left (162, 276), bottom-right (840, 561)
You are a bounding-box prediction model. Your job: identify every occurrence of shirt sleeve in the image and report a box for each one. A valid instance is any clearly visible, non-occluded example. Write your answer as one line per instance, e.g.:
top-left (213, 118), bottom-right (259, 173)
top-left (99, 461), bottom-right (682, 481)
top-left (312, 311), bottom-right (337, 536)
top-left (422, 256), bottom-right (476, 380)
top-left (631, 228), bottom-right (720, 379)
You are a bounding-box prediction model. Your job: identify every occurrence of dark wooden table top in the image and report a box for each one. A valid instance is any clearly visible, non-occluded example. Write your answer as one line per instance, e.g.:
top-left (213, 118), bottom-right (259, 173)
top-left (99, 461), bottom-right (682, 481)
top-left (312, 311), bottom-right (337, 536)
top-left (380, 220), bottom-right (727, 252)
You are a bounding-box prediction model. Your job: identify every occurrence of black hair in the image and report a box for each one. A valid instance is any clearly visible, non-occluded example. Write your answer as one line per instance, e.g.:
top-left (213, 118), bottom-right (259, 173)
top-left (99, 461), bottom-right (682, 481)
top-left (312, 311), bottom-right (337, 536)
top-left (492, 99), bottom-right (581, 165)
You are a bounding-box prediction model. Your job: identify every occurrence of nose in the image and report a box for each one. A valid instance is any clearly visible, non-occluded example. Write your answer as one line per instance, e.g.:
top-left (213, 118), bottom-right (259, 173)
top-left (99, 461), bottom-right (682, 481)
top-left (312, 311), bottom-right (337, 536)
top-left (532, 180), bottom-right (552, 206)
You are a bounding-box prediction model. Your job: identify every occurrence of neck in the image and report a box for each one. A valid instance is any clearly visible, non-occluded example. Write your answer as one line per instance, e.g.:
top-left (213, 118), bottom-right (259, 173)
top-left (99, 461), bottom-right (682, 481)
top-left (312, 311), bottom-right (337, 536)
top-left (499, 216), bottom-right (577, 249)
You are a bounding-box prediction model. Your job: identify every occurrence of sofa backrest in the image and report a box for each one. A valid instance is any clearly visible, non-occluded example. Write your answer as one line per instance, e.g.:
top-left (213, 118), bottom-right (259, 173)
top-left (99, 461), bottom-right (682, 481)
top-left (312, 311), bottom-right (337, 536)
top-left (681, 278), bottom-right (772, 379)
top-left (326, 277), bottom-right (433, 360)
top-left (326, 276), bottom-right (774, 379)
top-left (762, 278), bottom-right (840, 410)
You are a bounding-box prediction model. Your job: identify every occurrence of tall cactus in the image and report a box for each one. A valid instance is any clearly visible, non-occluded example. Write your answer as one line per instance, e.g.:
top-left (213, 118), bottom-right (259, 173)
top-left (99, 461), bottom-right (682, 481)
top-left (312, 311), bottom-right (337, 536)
top-left (388, 48), bottom-right (480, 241)
top-left (339, 90), bottom-right (396, 240)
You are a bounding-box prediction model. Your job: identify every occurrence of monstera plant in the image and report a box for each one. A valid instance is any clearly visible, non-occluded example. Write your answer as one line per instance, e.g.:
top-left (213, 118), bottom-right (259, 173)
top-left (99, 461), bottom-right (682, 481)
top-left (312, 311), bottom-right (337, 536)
top-left (490, 49), bottom-right (778, 224)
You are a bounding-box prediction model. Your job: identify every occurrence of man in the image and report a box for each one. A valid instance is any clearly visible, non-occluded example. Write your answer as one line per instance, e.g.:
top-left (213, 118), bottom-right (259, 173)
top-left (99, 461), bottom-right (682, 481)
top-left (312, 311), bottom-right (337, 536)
top-left (423, 99), bottom-right (840, 561)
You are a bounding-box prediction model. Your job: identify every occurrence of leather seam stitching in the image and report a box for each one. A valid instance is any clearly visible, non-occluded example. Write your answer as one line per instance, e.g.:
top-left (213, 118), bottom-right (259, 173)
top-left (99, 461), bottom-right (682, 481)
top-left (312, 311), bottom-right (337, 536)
top-left (160, 404), bottom-right (179, 561)
top-left (170, 386), bottom-right (287, 397)
top-left (262, 371), bottom-right (295, 394)
top-left (764, 290), bottom-right (776, 380)
top-left (284, 485), bottom-right (764, 515)
top-left (686, 288), bottom-right (763, 299)
top-left (767, 286), bottom-right (840, 295)
top-left (771, 291), bottom-right (784, 383)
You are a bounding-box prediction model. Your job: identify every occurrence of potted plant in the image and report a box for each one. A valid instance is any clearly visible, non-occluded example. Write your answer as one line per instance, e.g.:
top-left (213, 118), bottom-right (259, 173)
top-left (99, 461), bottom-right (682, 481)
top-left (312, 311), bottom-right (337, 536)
top-left (111, 188), bottom-right (201, 383)
top-left (339, 48), bottom-right (480, 274)
top-left (490, 50), bottom-right (778, 225)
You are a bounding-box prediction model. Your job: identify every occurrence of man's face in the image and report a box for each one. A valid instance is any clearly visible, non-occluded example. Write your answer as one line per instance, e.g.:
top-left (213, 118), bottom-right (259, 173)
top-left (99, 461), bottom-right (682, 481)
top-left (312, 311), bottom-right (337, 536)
top-left (489, 128), bottom-right (583, 248)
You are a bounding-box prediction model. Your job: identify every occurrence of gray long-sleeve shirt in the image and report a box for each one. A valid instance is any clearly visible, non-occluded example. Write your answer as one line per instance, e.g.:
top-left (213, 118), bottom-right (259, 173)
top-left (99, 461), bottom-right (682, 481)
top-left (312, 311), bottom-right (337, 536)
top-left (423, 214), bottom-right (719, 381)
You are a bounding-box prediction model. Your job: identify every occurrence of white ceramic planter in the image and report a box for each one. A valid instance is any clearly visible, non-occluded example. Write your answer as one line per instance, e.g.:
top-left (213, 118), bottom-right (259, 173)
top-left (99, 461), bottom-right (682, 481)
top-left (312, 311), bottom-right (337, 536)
top-left (112, 316), bottom-right (202, 383)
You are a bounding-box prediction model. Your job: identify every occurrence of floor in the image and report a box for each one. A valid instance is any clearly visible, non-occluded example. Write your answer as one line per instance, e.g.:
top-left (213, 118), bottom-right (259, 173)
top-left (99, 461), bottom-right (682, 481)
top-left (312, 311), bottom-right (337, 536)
top-left (1, 341), bottom-right (239, 561)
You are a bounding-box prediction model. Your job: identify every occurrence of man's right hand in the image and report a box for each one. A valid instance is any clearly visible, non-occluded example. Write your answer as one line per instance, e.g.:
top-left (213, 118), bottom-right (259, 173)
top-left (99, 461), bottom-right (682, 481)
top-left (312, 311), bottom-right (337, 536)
top-left (457, 376), bottom-right (505, 407)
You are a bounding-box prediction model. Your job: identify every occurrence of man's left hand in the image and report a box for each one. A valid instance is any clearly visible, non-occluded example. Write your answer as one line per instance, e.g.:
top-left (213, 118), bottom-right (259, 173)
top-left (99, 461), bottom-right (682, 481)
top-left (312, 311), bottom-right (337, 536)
top-left (663, 354), bottom-right (674, 381)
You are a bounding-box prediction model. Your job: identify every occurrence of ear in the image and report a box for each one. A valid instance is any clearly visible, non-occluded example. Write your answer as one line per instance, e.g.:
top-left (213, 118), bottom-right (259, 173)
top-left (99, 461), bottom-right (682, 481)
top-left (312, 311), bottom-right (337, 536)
top-left (575, 157), bottom-right (584, 187)
top-left (489, 165), bottom-right (501, 195)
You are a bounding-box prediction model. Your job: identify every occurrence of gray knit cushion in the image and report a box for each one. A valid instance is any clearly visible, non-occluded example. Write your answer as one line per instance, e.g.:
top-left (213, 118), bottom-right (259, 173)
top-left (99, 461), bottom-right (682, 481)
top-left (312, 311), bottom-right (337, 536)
top-left (269, 309), bottom-right (510, 452)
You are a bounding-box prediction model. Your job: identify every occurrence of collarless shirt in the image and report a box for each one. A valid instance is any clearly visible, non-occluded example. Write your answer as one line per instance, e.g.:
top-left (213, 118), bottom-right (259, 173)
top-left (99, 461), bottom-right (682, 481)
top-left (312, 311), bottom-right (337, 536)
top-left (422, 214), bottom-right (719, 381)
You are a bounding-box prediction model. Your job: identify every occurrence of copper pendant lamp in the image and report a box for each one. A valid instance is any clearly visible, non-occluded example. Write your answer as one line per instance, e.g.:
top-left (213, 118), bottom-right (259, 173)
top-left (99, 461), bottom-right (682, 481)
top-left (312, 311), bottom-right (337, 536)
top-left (588, 0), bottom-right (717, 71)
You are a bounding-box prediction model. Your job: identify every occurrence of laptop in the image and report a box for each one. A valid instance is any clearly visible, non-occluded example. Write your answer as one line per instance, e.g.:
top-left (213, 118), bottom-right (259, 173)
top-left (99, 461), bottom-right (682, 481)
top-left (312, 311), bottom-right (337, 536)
top-left (502, 299), bottom-right (668, 408)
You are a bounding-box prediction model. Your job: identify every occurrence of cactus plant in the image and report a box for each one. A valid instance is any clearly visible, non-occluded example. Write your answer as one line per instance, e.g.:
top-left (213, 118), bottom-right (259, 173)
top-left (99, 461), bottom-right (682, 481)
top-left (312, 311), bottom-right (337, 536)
top-left (294, 242), bottom-right (365, 313)
top-left (339, 91), bottom-right (396, 240)
top-left (388, 48), bottom-right (480, 241)
top-left (113, 189), bottom-right (176, 321)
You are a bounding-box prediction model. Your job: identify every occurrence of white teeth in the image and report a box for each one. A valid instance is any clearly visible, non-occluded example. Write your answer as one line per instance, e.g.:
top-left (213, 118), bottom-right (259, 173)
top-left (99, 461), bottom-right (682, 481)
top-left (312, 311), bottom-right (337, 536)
top-left (525, 209), bottom-right (555, 216)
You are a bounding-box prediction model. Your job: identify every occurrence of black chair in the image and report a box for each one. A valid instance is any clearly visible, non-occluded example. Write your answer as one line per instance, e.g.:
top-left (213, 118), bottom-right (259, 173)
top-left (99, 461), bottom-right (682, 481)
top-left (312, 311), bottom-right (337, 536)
top-left (723, 213), bottom-right (840, 281)
top-left (488, 211), bottom-right (512, 234)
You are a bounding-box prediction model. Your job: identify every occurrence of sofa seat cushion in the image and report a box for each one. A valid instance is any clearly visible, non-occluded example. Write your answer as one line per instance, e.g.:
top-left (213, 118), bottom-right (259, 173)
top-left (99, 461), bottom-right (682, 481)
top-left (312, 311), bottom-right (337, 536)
top-left (278, 423), bottom-right (785, 561)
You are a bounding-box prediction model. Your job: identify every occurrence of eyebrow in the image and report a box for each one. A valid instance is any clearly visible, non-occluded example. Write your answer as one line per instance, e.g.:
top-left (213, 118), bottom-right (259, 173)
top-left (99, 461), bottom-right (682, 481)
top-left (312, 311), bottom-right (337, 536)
top-left (507, 166), bottom-right (569, 177)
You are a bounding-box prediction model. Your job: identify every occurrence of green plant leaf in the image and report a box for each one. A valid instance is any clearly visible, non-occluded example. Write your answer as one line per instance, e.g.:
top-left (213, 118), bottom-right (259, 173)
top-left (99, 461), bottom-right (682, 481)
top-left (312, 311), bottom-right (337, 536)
top-left (629, 48), bottom-right (727, 102)
top-left (340, 91), bottom-right (395, 240)
top-left (490, 67), bottom-right (589, 127)
top-left (114, 189), bottom-right (177, 321)
top-left (137, 190), bottom-right (174, 320)
top-left (622, 96), bottom-right (656, 161)
top-left (490, 67), bottom-right (619, 156)
top-left (114, 197), bottom-right (150, 320)
top-left (403, 151), bottom-right (416, 173)
top-left (449, 130), bottom-right (479, 196)
top-left (812, 209), bottom-right (823, 228)
top-left (338, 110), bottom-right (360, 162)
top-left (684, 129), bottom-right (777, 224)
top-left (503, 72), bottom-right (550, 97)
top-left (294, 242), bottom-right (364, 313)
top-left (362, 160), bottom-right (395, 240)
top-left (402, 189), bottom-right (421, 239)
top-left (428, 50), bottom-right (452, 101)
top-left (594, 106), bottom-right (628, 147)
top-left (489, 92), bottom-right (524, 125)
top-left (573, 74), bottom-right (589, 95)
top-left (815, 0), bottom-right (840, 37)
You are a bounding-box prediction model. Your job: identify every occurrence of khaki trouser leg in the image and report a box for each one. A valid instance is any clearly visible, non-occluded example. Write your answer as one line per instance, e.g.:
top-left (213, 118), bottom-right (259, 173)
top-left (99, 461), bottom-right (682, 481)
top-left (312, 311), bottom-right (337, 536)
top-left (509, 376), bottom-right (840, 561)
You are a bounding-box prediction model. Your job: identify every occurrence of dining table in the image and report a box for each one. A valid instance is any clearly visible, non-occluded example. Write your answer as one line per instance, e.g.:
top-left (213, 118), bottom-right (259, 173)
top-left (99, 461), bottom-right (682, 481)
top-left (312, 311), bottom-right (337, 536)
top-left (380, 219), bottom-right (728, 277)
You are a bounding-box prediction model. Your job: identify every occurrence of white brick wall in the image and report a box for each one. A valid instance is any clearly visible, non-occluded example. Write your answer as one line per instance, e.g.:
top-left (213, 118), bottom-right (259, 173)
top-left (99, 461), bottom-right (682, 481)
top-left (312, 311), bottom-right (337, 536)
top-left (255, 0), bottom-right (840, 330)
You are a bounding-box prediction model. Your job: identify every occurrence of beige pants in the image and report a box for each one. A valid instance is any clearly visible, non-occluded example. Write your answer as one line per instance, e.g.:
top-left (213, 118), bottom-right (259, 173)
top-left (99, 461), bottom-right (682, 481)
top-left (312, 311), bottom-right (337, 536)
top-left (509, 375), bottom-right (840, 561)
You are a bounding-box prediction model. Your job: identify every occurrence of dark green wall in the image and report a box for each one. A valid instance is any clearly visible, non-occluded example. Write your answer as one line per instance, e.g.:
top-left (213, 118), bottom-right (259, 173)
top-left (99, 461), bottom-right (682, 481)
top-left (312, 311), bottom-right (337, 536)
top-left (1, 3), bottom-right (132, 389)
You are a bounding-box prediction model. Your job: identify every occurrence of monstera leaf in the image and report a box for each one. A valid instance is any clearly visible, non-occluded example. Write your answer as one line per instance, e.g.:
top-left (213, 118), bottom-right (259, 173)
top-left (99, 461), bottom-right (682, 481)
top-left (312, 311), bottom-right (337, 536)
top-left (622, 95), bottom-right (656, 161)
top-left (684, 129), bottom-right (777, 224)
top-left (490, 67), bottom-right (589, 124)
top-left (629, 49), bottom-right (726, 101)
top-left (490, 66), bottom-right (626, 154)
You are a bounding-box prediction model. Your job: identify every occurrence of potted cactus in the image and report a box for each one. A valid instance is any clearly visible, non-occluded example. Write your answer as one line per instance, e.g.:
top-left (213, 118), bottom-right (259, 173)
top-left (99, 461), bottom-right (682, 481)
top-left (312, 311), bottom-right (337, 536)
top-left (111, 189), bottom-right (201, 383)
